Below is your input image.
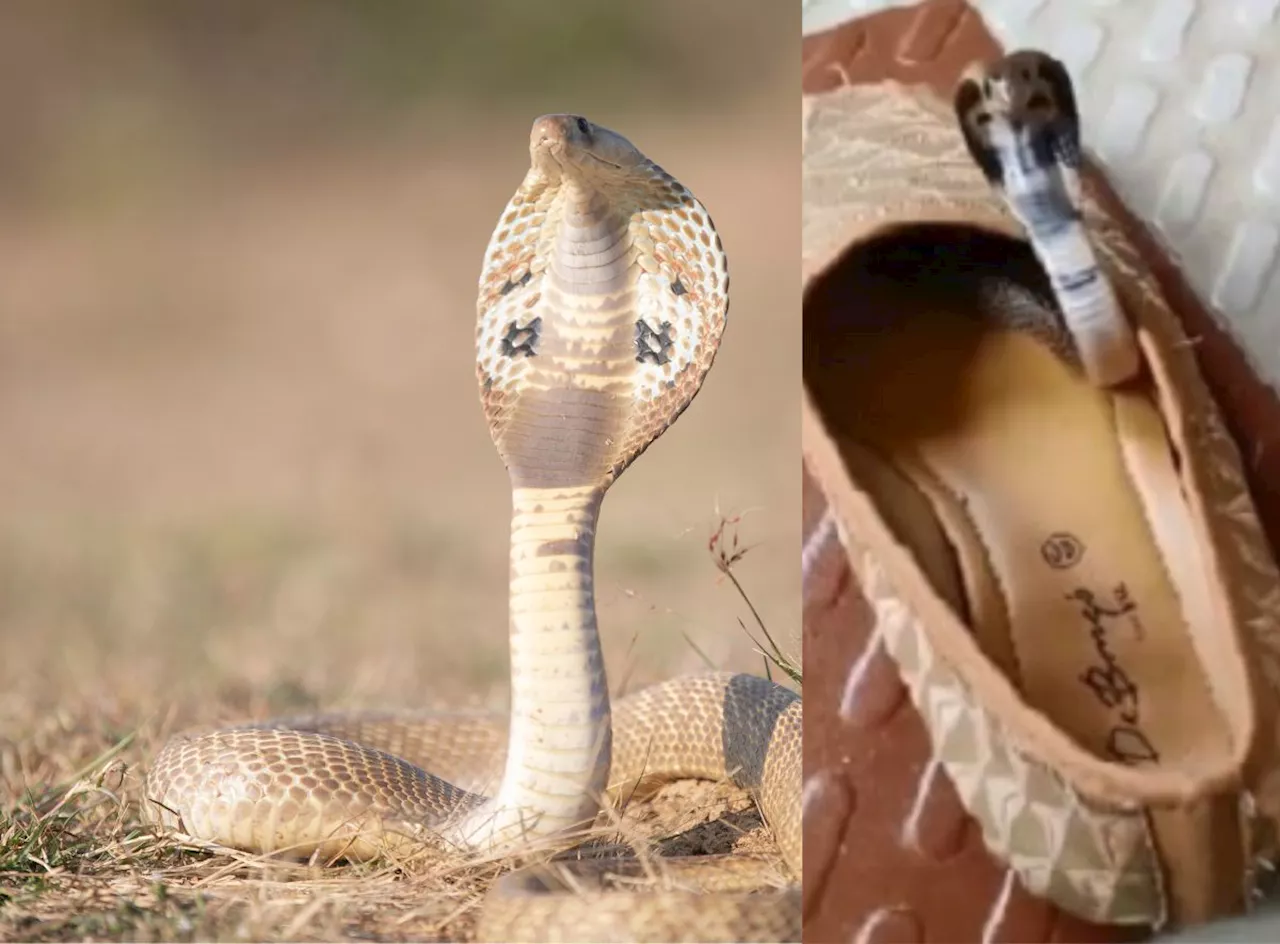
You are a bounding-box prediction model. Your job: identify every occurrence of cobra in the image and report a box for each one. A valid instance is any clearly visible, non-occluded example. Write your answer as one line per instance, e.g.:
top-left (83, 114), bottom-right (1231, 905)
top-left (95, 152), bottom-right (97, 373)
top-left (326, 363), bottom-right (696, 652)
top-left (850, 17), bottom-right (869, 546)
top-left (954, 49), bottom-right (1141, 387)
top-left (145, 114), bottom-right (801, 943)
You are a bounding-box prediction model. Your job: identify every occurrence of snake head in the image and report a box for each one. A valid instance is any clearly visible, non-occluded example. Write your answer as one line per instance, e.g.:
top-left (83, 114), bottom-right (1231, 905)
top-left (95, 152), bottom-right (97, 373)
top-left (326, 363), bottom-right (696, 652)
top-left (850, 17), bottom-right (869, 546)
top-left (965, 50), bottom-right (1074, 127)
top-left (955, 50), bottom-right (1083, 181)
top-left (529, 115), bottom-right (648, 183)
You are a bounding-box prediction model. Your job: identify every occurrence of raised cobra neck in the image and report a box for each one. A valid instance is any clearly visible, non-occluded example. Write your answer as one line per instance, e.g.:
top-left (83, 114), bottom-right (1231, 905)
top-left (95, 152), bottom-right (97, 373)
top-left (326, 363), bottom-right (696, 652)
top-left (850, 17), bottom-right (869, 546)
top-left (454, 147), bottom-right (647, 849)
top-left (991, 121), bottom-right (1135, 388)
top-left (446, 486), bottom-right (611, 849)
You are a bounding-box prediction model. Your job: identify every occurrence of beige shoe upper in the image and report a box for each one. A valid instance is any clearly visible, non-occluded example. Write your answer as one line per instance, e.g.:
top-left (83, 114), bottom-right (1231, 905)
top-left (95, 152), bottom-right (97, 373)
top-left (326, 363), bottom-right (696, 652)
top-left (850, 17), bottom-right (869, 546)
top-left (803, 81), bottom-right (1280, 929)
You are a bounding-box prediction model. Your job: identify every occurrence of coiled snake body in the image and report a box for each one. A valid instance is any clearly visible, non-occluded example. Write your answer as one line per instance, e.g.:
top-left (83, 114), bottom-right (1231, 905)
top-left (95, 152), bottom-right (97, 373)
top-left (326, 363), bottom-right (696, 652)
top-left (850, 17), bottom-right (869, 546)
top-left (146, 115), bottom-right (801, 943)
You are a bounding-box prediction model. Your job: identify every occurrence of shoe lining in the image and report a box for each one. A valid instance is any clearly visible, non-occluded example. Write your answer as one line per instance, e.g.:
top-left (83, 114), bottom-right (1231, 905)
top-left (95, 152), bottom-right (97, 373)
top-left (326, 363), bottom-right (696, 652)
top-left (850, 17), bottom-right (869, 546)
top-left (804, 224), bottom-right (1233, 776)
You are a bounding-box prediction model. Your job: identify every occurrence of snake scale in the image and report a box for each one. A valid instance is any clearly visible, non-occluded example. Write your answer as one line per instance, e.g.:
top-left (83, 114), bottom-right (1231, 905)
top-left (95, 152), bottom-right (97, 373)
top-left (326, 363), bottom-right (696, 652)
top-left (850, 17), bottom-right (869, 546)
top-left (145, 115), bottom-right (802, 943)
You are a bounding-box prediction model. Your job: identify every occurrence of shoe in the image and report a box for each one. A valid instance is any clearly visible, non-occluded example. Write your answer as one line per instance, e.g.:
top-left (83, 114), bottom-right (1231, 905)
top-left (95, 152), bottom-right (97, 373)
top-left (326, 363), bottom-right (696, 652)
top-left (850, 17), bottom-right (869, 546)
top-left (802, 7), bottom-right (1280, 938)
top-left (804, 467), bottom-right (1144, 944)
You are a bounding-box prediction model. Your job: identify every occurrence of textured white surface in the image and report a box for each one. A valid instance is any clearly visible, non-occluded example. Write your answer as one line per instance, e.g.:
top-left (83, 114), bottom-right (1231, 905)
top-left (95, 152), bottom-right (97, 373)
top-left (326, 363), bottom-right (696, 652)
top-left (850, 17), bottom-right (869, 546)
top-left (800, 0), bottom-right (913, 39)
top-left (803, 0), bottom-right (1280, 392)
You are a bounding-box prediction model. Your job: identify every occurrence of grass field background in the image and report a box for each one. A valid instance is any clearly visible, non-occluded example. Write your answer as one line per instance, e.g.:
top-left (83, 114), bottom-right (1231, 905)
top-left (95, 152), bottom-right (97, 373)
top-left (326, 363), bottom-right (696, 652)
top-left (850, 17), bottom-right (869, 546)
top-left (0, 2), bottom-right (798, 939)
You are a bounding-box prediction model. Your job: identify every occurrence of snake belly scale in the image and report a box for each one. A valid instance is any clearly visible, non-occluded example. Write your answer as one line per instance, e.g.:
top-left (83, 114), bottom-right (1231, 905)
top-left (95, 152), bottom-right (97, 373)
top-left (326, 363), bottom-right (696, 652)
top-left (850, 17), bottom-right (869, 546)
top-left (145, 115), bottom-right (801, 943)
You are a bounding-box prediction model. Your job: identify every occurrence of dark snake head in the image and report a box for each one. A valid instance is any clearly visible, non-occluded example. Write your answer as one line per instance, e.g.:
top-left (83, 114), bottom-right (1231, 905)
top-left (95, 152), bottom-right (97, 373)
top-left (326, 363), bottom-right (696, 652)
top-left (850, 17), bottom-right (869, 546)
top-left (954, 49), bottom-right (1083, 184)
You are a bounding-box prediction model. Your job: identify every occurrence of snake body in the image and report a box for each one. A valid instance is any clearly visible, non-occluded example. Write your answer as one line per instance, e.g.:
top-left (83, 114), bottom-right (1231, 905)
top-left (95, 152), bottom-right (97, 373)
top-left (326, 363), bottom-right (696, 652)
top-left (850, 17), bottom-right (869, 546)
top-left (146, 115), bottom-right (801, 942)
top-left (954, 50), bottom-right (1140, 387)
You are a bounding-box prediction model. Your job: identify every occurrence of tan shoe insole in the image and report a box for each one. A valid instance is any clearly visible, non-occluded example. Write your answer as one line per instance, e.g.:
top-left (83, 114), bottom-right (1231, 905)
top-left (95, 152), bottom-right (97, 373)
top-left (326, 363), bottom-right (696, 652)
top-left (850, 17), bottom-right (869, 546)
top-left (833, 296), bottom-right (1231, 773)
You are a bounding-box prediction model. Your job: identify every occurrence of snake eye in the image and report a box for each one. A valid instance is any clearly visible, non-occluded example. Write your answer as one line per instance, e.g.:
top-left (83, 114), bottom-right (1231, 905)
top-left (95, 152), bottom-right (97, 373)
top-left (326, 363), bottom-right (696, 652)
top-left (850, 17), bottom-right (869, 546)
top-left (576, 117), bottom-right (590, 135)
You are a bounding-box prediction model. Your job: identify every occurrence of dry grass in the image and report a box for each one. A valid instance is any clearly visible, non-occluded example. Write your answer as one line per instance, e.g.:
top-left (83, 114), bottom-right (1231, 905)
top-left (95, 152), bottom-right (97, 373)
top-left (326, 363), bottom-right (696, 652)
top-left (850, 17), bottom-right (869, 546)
top-left (0, 777), bottom-right (778, 943)
top-left (0, 537), bottom-right (793, 943)
top-left (0, 499), bottom-right (796, 942)
top-left (709, 516), bottom-right (803, 689)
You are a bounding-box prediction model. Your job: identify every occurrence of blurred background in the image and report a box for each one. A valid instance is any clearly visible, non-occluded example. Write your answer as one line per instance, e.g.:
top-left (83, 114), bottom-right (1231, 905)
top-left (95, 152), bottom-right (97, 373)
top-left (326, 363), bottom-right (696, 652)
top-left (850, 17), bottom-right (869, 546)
top-left (0, 1), bottom-right (798, 737)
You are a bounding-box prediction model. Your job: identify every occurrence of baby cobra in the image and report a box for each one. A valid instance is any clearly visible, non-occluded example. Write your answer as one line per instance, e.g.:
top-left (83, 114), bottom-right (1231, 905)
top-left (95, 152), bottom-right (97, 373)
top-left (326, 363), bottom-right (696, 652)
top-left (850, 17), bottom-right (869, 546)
top-left (145, 114), bottom-right (801, 943)
top-left (954, 49), bottom-right (1141, 387)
